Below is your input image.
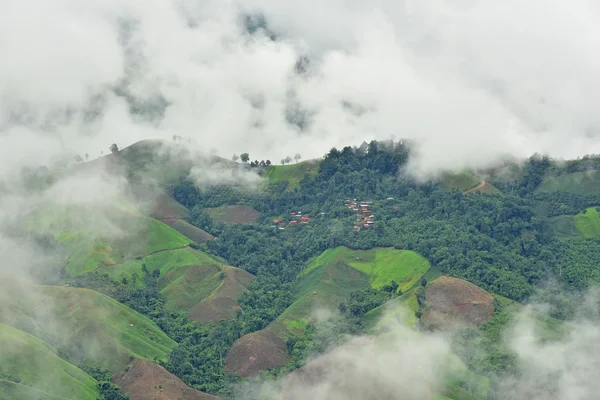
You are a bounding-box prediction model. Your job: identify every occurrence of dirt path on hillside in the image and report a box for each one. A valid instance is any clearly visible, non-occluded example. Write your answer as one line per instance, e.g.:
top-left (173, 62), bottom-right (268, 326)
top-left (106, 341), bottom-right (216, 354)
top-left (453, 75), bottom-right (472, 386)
top-left (463, 180), bottom-right (486, 195)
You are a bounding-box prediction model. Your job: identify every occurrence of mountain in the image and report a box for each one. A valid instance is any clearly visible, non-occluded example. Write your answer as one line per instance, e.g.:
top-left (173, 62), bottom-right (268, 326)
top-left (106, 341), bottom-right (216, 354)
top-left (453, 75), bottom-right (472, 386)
top-left (5, 139), bottom-right (598, 399)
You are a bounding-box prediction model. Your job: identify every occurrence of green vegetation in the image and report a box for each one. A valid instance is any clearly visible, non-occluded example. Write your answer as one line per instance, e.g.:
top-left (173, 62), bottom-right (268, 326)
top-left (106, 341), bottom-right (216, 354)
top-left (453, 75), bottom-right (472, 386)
top-left (535, 169), bottom-right (600, 195)
top-left (162, 218), bottom-right (214, 243)
top-left (0, 323), bottom-right (99, 400)
top-left (442, 172), bottom-right (481, 192)
top-left (574, 207), bottom-right (600, 237)
top-left (265, 160), bottom-right (319, 190)
top-left (17, 139), bottom-right (600, 399)
top-left (203, 205), bottom-right (259, 224)
top-left (1, 286), bottom-right (176, 373)
top-left (273, 247), bottom-right (428, 336)
top-left (26, 203), bottom-right (191, 276)
top-left (545, 214), bottom-right (583, 239)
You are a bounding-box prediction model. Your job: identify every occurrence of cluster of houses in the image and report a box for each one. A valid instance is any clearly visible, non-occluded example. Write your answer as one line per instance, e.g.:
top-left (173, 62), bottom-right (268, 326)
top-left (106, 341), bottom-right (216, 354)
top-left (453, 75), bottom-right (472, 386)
top-left (345, 199), bottom-right (375, 231)
top-left (273, 211), bottom-right (311, 229)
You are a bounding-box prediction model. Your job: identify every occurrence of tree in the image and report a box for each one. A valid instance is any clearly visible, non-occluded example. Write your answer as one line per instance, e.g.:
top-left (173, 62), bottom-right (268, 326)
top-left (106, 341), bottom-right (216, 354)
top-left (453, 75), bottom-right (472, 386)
top-left (421, 277), bottom-right (427, 287)
top-left (294, 153), bottom-right (302, 163)
top-left (109, 143), bottom-right (119, 154)
top-left (285, 156), bottom-right (292, 164)
top-left (266, 160), bottom-right (271, 166)
top-left (74, 155), bottom-right (83, 164)
top-left (232, 154), bottom-right (239, 163)
top-left (85, 153), bottom-right (89, 161)
top-left (240, 153), bottom-right (250, 163)
top-left (281, 159), bottom-right (285, 165)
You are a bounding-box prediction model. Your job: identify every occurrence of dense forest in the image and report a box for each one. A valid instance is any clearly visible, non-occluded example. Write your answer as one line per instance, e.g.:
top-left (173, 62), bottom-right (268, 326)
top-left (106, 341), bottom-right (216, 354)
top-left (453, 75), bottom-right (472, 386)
top-left (66, 140), bottom-right (600, 397)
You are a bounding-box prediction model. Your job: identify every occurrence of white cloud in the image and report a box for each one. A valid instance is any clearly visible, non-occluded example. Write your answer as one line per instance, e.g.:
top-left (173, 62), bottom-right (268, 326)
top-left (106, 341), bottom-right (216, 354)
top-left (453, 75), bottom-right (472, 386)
top-left (2, 0), bottom-right (600, 178)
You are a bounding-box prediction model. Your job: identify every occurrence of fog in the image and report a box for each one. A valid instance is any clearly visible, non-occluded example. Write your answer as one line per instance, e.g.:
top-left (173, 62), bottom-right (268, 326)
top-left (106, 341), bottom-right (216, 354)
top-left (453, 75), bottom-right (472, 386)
top-left (2, 0), bottom-right (600, 179)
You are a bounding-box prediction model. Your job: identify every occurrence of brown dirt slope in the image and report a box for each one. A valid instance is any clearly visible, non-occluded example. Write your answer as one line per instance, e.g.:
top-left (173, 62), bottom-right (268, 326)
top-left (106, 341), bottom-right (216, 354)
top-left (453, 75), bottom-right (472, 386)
top-left (203, 205), bottom-right (259, 224)
top-left (224, 328), bottom-right (289, 377)
top-left (188, 266), bottom-right (254, 324)
top-left (115, 359), bottom-right (219, 400)
top-left (423, 276), bottom-right (494, 330)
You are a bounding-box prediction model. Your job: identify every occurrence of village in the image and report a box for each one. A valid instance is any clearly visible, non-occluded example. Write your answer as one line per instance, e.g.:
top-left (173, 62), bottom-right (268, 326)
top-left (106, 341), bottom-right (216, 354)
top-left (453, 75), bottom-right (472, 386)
top-left (273, 211), bottom-right (312, 229)
top-left (345, 199), bottom-right (375, 231)
top-left (270, 200), bottom-right (377, 232)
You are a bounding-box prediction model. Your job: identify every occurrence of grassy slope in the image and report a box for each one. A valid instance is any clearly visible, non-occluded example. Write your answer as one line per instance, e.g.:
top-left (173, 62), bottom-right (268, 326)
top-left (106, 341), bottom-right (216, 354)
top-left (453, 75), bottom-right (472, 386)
top-left (535, 170), bottom-right (600, 195)
top-left (203, 205), bottom-right (260, 224)
top-left (265, 160), bottom-right (319, 190)
top-left (26, 203), bottom-right (191, 276)
top-left (0, 323), bottom-right (99, 400)
top-left (442, 172), bottom-right (481, 192)
top-left (272, 247), bottom-right (429, 336)
top-left (574, 207), bottom-right (600, 237)
top-left (1, 286), bottom-right (176, 373)
top-left (26, 199), bottom-right (235, 317)
top-left (161, 218), bottom-right (214, 243)
top-left (545, 214), bottom-right (583, 239)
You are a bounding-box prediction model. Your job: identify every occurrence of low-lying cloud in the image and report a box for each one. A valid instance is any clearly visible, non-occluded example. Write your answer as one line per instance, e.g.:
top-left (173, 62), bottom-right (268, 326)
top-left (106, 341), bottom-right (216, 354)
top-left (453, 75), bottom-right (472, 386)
top-left (2, 0), bottom-right (600, 179)
top-left (241, 298), bottom-right (600, 400)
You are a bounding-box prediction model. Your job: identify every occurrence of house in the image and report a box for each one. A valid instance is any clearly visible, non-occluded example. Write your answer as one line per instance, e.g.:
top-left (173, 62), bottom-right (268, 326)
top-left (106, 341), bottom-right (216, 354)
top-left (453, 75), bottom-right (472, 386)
top-left (362, 210), bottom-right (371, 214)
top-left (290, 220), bottom-right (298, 225)
top-left (300, 217), bottom-right (310, 222)
top-left (274, 219), bottom-right (282, 224)
top-left (353, 225), bottom-right (360, 232)
top-left (367, 221), bottom-right (374, 225)
top-left (291, 212), bottom-right (296, 215)
top-left (363, 224), bottom-right (369, 229)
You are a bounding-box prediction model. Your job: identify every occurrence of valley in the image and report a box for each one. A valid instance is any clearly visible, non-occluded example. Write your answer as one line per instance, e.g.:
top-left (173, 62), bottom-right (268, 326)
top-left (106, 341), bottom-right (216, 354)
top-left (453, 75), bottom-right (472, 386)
top-left (3, 139), bottom-right (600, 400)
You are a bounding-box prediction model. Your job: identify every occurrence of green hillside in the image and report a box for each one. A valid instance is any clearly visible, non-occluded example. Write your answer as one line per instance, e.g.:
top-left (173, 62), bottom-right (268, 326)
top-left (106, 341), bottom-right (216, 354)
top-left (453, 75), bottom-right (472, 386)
top-left (266, 160), bottom-right (319, 190)
top-left (26, 203), bottom-right (191, 276)
top-left (535, 170), bottom-right (600, 195)
top-left (442, 172), bottom-right (481, 192)
top-left (574, 207), bottom-right (600, 237)
top-left (0, 323), bottom-right (99, 400)
top-left (272, 247), bottom-right (429, 336)
top-left (25, 198), bottom-right (239, 317)
top-left (545, 214), bottom-right (583, 239)
top-left (0, 286), bottom-right (176, 373)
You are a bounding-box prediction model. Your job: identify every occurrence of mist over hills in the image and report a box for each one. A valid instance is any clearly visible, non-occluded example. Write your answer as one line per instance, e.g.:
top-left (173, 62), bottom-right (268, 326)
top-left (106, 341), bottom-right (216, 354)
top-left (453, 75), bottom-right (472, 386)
top-left (3, 1), bottom-right (600, 399)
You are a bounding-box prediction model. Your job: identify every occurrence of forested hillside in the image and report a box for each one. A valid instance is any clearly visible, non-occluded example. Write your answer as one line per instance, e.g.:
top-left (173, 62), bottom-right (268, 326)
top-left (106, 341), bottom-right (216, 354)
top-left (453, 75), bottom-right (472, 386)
top-left (7, 139), bottom-right (600, 399)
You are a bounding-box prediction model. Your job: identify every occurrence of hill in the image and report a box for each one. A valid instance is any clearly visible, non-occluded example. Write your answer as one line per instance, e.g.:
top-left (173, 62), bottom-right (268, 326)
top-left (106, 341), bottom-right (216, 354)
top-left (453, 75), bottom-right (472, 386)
top-left (224, 247), bottom-right (430, 377)
top-left (26, 197), bottom-right (250, 322)
top-left (266, 160), bottom-right (319, 191)
top-left (442, 172), bottom-right (481, 192)
top-left (535, 170), bottom-right (600, 195)
top-left (0, 323), bottom-right (99, 400)
top-left (0, 285), bottom-right (176, 373)
top-left (422, 276), bottom-right (495, 330)
top-left (224, 329), bottom-right (289, 378)
top-left (273, 247), bottom-right (429, 336)
top-left (188, 266), bottom-right (254, 324)
top-left (115, 359), bottom-right (220, 400)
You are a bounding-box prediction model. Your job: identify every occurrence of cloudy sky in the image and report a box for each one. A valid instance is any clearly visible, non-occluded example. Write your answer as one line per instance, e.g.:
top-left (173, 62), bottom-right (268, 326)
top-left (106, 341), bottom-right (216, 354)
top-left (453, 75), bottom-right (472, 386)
top-left (2, 0), bottom-right (600, 177)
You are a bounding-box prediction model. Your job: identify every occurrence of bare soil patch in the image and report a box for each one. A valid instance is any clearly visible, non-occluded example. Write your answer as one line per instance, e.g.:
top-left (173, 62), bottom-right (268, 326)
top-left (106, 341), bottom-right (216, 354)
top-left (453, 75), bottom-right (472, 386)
top-left (203, 205), bottom-right (259, 224)
top-left (423, 276), bottom-right (494, 330)
top-left (115, 359), bottom-right (219, 400)
top-left (224, 328), bottom-right (289, 377)
top-left (188, 266), bottom-right (254, 324)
